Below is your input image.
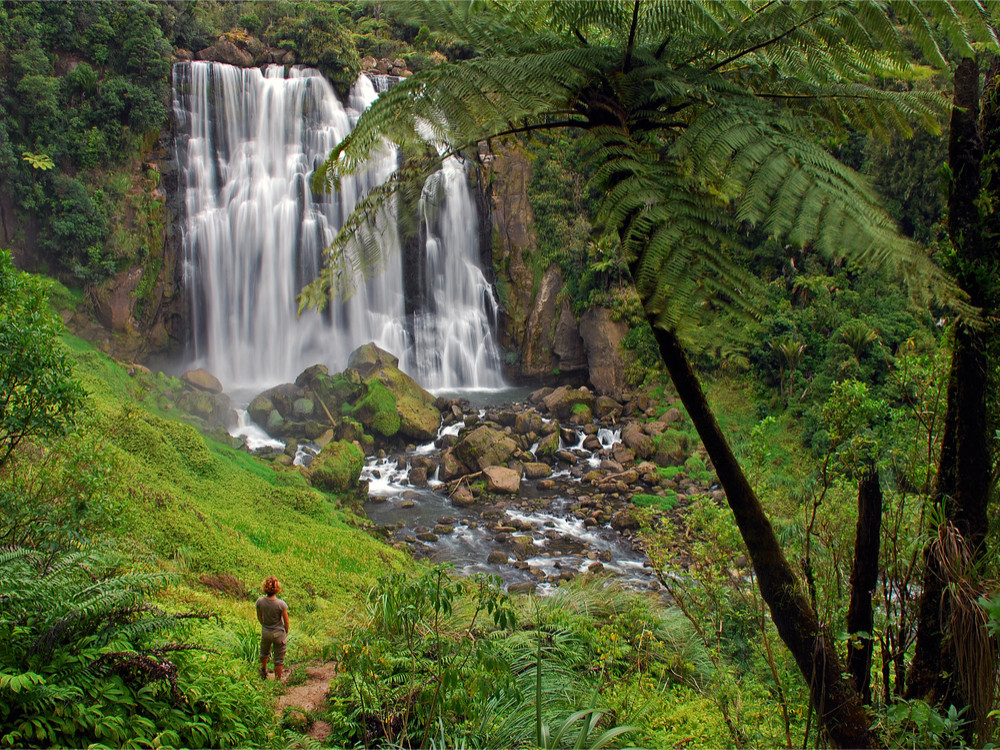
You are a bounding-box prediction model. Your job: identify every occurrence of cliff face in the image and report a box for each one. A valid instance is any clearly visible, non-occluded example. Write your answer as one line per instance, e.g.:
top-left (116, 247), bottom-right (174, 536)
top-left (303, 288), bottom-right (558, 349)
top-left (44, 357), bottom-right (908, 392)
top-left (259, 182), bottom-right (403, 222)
top-left (481, 146), bottom-right (630, 396)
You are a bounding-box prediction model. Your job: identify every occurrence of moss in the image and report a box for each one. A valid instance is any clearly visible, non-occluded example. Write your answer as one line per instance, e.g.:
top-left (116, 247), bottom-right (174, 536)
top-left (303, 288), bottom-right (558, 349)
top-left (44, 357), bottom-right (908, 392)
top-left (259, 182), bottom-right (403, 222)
top-left (571, 402), bottom-right (591, 416)
top-left (310, 440), bottom-right (365, 494)
top-left (632, 492), bottom-right (678, 511)
top-left (684, 455), bottom-right (707, 475)
top-left (342, 380), bottom-right (400, 437)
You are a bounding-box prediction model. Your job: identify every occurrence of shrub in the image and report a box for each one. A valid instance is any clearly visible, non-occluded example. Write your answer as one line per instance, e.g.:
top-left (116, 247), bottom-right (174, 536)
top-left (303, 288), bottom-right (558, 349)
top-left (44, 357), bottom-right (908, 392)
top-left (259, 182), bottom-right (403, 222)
top-left (0, 250), bottom-right (85, 466)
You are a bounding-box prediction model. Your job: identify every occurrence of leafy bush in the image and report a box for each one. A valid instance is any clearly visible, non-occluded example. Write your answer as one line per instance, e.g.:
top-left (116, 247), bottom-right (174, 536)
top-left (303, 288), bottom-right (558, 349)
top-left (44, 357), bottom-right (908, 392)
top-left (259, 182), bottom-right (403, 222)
top-left (0, 250), bottom-right (85, 466)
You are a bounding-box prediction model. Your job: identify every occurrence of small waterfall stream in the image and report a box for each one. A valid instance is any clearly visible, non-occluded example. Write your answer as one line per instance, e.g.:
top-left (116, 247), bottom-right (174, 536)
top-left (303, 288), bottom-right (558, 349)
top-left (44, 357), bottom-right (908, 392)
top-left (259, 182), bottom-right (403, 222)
top-left (173, 61), bottom-right (503, 391)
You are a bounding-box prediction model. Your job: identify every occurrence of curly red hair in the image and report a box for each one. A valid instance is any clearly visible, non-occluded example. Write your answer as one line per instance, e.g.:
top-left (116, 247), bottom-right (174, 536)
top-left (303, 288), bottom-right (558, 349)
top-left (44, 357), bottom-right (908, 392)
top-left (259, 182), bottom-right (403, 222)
top-left (262, 576), bottom-right (281, 596)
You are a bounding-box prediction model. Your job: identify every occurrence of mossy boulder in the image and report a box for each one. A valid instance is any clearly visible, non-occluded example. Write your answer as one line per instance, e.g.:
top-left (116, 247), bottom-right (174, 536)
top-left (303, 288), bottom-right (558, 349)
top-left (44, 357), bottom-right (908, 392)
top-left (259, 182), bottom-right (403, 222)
top-left (541, 385), bottom-right (596, 420)
top-left (343, 380), bottom-right (401, 438)
top-left (346, 343), bottom-right (440, 442)
top-left (310, 440), bottom-right (365, 493)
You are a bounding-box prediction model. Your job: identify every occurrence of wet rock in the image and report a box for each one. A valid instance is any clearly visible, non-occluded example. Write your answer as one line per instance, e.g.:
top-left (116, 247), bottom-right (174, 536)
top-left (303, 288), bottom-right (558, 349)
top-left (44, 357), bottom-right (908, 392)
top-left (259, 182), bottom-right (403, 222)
top-left (583, 435), bottom-right (602, 451)
top-left (408, 467), bottom-right (428, 487)
top-left (587, 561), bottom-right (605, 574)
top-left (523, 462), bottom-right (552, 479)
top-left (450, 485), bottom-right (475, 508)
top-left (433, 524), bottom-right (454, 535)
top-left (183, 368), bottom-right (224, 393)
top-left (541, 385), bottom-right (596, 421)
top-left (196, 37), bottom-right (254, 66)
top-left (412, 455), bottom-right (437, 472)
top-left (511, 535), bottom-right (535, 560)
top-left (595, 395), bottom-right (624, 421)
top-left (537, 479), bottom-right (556, 491)
top-left (622, 422), bottom-right (654, 459)
top-left (612, 445), bottom-right (636, 465)
top-left (508, 581), bottom-right (537, 595)
top-left (514, 410), bottom-right (545, 435)
top-left (416, 532), bottom-right (439, 543)
top-left (534, 431), bottom-right (559, 459)
top-left (400, 499), bottom-right (416, 509)
top-left (529, 387), bottom-right (554, 405)
top-left (487, 550), bottom-right (508, 564)
top-left (310, 441), bottom-right (365, 493)
top-left (438, 449), bottom-right (464, 481)
top-left (610, 508), bottom-right (640, 531)
top-left (484, 465), bottom-right (521, 494)
top-left (177, 389), bottom-right (231, 427)
top-left (437, 516), bottom-right (457, 525)
top-left (454, 425), bottom-right (517, 472)
top-left (599, 549), bottom-right (613, 562)
top-left (555, 450), bottom-right (578, 464)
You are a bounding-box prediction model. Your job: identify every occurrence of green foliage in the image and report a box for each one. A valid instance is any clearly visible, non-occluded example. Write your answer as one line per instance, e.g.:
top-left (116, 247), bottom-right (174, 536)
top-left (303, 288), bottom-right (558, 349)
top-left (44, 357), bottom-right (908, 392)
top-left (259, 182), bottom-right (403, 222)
top-left (631, 492), bottom-right (677, 511)
top-left (0, 250), bottom-right (85, 466)
top-left (0, 547), bottom-right (270, 748)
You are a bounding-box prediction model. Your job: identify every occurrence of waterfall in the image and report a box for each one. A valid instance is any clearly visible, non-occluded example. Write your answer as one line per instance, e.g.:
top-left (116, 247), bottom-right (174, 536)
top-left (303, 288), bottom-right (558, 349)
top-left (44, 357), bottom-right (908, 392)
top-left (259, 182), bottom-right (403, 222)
top-left (172, 61), bottom-right (504, 391)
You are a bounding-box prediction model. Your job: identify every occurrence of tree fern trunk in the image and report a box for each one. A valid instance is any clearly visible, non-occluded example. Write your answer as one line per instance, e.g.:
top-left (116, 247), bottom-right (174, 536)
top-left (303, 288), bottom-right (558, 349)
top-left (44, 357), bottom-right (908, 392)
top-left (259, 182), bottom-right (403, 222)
top-left (846, 468), bottom-right (882, 705)
top-left (651, 325), bottom-right (877, 749)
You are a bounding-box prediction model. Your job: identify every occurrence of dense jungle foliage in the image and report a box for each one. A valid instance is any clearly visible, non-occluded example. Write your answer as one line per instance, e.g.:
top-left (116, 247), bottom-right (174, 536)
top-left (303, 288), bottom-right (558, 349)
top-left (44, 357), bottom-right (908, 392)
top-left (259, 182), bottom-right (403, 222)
top-left (2, 1), bottom-right (1000, 748)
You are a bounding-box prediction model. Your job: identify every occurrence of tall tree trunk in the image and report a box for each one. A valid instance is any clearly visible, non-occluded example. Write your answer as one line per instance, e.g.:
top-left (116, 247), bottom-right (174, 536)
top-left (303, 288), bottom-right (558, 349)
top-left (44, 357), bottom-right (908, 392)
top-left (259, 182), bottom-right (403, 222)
top-left (908, 56), bottom-right (998, 739)
top-left (651, 325), bottom-right (877, 749)
top-left (846, 468), bottom-right (882, 705)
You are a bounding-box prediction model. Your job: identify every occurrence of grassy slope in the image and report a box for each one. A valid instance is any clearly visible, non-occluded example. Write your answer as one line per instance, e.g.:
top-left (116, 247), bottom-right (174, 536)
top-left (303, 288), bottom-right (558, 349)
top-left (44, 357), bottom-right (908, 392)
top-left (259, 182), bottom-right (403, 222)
top-left (62, 334), bottom-right (407, 652)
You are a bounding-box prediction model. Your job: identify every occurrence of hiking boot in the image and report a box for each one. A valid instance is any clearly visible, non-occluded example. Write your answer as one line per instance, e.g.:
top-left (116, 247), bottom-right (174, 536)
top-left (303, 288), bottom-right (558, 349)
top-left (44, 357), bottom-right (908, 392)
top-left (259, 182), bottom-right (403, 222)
top-left (260, 666), bottom-right (268, 679)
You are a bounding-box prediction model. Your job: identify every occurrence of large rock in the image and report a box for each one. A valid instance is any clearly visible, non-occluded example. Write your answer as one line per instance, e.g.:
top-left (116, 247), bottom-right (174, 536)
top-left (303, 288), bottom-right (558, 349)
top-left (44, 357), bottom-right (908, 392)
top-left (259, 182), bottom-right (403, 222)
top-left (346, 343), bottom-right (440, 441)
top-left (484, 465), bottom-right (521, 494)
top-left (454, 425), bottom-right (517, 473)
top-left (541, 385), bottom-right (596, 421)
top-left (622, 421), bottom-right (654, 459)
top-left (534, 431), bottom-right (559, 459)
top-left (579, 307), bottom-right (630, 400)
top-left (195, 38), bottom-right (254, 66)
top-left (177, 389), bottom-right (231, 427)
top-left (310, 440), bottom-right (364, 493)
top-left (182, 368), bottom-right (224, 394)
top-left (90, 266), bottom-right (142, 332)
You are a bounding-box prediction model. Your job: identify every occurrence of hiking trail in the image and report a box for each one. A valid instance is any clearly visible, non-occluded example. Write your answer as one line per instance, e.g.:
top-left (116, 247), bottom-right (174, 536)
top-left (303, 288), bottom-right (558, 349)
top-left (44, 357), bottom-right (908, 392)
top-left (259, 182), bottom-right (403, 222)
top-left (276, 662), bottom-right (338, 741)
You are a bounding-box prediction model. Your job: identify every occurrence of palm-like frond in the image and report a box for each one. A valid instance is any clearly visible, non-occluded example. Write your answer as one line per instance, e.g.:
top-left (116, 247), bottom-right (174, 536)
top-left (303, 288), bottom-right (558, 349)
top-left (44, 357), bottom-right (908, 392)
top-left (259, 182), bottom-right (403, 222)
top-left (305, 0), bottom-right (997, 325)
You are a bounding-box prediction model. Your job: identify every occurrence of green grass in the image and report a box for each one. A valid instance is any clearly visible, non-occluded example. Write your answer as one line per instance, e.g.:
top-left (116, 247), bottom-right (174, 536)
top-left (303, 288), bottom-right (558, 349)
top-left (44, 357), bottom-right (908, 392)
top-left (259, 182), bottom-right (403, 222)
top-left (62, 335), bottom-right (407, 621)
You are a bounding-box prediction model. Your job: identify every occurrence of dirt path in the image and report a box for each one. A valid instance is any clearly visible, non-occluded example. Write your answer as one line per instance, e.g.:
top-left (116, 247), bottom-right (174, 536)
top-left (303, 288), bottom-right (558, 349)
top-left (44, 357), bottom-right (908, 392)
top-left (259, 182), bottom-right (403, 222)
top-left (275, 663), bottom-right (339, 741)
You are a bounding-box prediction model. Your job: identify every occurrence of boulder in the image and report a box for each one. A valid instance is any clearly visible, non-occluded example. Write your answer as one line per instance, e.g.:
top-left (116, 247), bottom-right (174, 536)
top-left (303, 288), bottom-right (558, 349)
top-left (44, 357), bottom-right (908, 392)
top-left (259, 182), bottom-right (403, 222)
top-left (610, 508), bottom-right (641, 531)
top-left (534, 431), bottom-right (559, 459)
top-left (508, 581), bottom-right (537, 595)
top-left (595, 395), bottom-right (623, 421)
top-left (454, 425), bottom-right (517, 473)
top-left (487, 550), bottom-right (508, 564)
top-left (177, 389), bottom-right (231, 426)
top-left (541, 385), bottom-right (596, 421)
top-left (654, 430), bottom-right (689, 466)
top-left (514, 410), bottom-right (545, 436)
top-left (523, 462), bottom-right (552, 479)
top-left (438, 449), bottom-right (465, 481)
top-left (408, 466), bottom-right (428, 487)
top-left (450, 485), bottom-right (476, 508)
top-left (182, 368), bottom-right (224, 394)
top-left (580, 307), bottom-right (630, 400)
top-left (195, 38), bottom-right (254, 67)
top-left (346, 343), bottom-right (440, 442)
top-left (310, 440), bottom-right (365, 493)
top-left (622, 422), bottom-right (654, 459)
top-left (484, 466), bottom-right (521, 494)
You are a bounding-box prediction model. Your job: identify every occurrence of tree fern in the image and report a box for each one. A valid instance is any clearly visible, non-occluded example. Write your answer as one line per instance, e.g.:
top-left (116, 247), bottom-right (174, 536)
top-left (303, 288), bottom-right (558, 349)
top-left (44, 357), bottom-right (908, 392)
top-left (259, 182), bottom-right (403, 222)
top-left (308, 0), bottom-right (995, 326)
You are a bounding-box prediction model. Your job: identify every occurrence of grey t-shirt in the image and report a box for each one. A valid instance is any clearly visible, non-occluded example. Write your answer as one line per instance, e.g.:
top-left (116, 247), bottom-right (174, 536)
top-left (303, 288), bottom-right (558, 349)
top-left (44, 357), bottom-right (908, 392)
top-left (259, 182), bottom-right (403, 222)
top-left (255, 596), bottom-right (288, 632)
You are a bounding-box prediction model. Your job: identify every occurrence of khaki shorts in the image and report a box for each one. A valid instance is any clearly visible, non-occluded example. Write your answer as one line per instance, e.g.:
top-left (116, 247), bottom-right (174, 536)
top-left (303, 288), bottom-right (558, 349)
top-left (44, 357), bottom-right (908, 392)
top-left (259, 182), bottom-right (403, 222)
top-left (260, 629), bottom-right (287, 664)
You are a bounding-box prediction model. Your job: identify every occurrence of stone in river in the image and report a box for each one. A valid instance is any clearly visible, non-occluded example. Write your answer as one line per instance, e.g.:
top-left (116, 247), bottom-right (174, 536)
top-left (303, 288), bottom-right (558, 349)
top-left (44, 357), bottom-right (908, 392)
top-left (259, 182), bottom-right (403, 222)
top-left (484, 465), bottom-right (521, 494)
top-left (450, 485), bottom-right (475, 507)
top-left (555, 450), bottom-right (578, 464)
top-left (408, 466), bottom-right (428, 487)
top-left (433, 524), bottom-right (455, 535)
top-left (523, 462), bottom-right (552, 479)
top-left (508, 581), bottom-right (537, 595)
top-left (487, 550), bottom-right (508, 564)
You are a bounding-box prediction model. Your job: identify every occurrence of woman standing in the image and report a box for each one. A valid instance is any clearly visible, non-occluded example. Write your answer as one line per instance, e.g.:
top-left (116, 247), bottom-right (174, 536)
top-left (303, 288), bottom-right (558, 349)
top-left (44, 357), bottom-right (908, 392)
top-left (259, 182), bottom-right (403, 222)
top-left (256, 576), bottom-right (290, 680)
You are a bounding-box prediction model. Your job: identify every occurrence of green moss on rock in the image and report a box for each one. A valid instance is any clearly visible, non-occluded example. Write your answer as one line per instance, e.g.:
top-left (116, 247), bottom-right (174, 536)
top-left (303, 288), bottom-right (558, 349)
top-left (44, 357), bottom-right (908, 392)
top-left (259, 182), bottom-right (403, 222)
top-left (310, 440), bottom-right (365, 494)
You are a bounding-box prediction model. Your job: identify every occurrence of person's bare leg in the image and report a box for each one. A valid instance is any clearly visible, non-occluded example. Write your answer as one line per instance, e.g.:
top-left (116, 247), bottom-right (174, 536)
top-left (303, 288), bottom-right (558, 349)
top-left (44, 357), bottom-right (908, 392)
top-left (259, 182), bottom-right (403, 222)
top-left (260, 656), bottom-right (268, 679)
top-left (275, 663), bottom-right (283, 681)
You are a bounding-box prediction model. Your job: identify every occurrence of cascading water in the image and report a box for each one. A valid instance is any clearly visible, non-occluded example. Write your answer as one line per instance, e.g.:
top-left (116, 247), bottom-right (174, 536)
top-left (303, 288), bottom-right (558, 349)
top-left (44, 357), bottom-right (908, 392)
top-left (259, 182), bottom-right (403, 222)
top-left (172, 61), bottom-right (504, 391)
